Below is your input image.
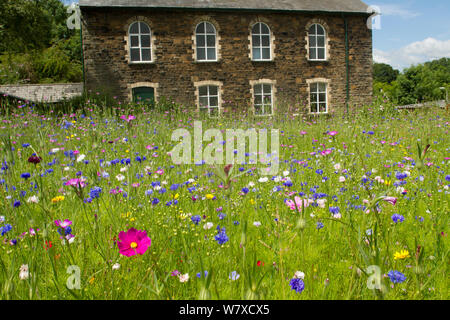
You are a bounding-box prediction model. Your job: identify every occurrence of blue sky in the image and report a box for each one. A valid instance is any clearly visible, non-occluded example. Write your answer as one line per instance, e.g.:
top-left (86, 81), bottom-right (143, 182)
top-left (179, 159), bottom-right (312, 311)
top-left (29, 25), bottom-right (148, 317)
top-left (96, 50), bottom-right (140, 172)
top-left (63, 0), bottom-right (450, 70)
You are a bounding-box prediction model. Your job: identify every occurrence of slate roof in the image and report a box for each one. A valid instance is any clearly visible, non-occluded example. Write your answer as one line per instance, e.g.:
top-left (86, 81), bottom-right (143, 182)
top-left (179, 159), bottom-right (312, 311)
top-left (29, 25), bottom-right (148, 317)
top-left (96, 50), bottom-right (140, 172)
top-left (78, 0), bottom-right (370, 14)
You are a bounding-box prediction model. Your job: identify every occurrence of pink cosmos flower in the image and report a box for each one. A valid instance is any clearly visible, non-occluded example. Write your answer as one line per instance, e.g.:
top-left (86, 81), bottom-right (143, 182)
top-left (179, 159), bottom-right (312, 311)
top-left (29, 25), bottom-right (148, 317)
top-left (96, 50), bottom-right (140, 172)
top-left (328, 131), bottom-right (338, 136)
top-left (299, 131), bottom-right (307, 135)
top-left (54, 219), bottom-right (72, 228)
top-left (120, 115), bottom-right (136, 122)
top-left (285, 196), bottom-right (311, 212)
top-left (320, 149), bottom-right (333, 156)
top-left (65, 178), bottom-right (86, 188)
top-left (117, 228), bottom-right (151, 257)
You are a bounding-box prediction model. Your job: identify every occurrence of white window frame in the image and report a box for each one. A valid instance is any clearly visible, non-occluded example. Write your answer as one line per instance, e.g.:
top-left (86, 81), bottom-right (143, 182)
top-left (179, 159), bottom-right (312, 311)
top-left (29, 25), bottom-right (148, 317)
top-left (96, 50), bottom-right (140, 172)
top-left (194, 81), bottom-right (223, 118)
top-left (251, 22), bottom-right (272, 61)
top-left (128, 21), bottom-right (153, 63)
top-left (308, 23), bottom-right (327, 61)
top-left (195, 22), bottom-right (218, 62)
top-left (307, 80), bottom-right (329, 114)
top-left (250, 80), bottom-right (276, 116)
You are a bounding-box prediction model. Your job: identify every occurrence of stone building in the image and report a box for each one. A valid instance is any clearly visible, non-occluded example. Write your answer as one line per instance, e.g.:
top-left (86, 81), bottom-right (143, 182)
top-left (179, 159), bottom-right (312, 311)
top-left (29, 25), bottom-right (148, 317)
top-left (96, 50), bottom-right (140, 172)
top-left (79, 0), bottom-right (373, 116)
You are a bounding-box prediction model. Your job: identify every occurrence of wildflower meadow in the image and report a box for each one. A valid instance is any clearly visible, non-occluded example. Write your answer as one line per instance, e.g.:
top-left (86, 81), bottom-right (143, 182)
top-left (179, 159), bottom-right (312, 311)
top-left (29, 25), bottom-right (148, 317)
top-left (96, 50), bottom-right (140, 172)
top-left (0, 100), bottom-right (448, 300)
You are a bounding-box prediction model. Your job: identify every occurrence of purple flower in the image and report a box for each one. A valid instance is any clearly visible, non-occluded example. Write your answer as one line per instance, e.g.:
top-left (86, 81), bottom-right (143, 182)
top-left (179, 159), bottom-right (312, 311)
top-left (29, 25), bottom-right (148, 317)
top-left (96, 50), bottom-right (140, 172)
top-left (388, 270), bottom-right (406, 284)
top-left (289, 278), bottom-right (305, 293)
top-left (391, 214), bottom-right (405, 224)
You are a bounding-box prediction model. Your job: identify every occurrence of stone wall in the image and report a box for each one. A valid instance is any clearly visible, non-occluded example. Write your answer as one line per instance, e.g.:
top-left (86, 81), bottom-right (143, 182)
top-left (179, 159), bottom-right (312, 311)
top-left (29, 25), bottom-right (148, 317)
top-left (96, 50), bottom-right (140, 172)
top-left (0, 83), bottom-right (83, 103)
top-left (81, 8), bottom-right (373, 113)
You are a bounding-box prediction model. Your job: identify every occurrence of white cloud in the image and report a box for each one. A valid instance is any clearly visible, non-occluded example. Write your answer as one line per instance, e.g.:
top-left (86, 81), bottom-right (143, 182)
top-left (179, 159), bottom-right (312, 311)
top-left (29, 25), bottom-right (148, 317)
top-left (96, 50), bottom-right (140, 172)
top-left (374, 38), bottom-right (450, 70)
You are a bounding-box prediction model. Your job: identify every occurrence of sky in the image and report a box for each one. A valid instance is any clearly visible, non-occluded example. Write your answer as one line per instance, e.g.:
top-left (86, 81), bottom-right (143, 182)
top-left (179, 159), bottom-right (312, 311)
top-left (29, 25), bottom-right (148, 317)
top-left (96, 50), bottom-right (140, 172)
top-left (63, 0), bottom-right (450, 71)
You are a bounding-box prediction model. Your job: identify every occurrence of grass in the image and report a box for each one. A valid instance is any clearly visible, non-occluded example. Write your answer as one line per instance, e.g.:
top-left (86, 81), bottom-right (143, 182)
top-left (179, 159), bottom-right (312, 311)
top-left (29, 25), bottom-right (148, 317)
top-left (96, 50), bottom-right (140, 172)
top-left (0, 99), bottom-right (448, 300)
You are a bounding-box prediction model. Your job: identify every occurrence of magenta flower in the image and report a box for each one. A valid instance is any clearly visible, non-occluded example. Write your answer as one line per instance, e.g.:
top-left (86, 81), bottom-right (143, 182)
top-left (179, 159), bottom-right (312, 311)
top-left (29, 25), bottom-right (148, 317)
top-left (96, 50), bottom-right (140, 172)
top-left (65, 178), bottom-right (86, 188)
top-left (320, 149), bottom-right (333, 156)
top-left (328, 131), bottom-right (338, 136)
top-left (120, 115), bottom-right (136, 122)
top-left (117, 228), bottom-right (152, 257)
top-left (382, 196), bottom-right (397, 206)
top-left (54, 219), bottom-right (72, 228)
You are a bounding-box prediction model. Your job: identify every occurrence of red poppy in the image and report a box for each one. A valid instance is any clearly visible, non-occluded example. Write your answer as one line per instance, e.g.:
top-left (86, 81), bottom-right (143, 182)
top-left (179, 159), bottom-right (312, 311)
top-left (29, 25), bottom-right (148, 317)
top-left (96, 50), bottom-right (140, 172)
top-left (44, 240), bottom-right (52, 250)
top-left (257, 260), bottom-right (264, 267)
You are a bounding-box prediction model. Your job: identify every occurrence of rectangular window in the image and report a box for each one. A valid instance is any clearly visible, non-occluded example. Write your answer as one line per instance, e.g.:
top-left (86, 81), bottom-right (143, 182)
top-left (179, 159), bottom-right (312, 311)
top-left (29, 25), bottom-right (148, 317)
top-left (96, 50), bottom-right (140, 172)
top-left (198, 85), bottom-right (220, 117)
top-left (310, 82), bottom-right (328, 113)
top-left (253, 83), bottom-right (273, 116)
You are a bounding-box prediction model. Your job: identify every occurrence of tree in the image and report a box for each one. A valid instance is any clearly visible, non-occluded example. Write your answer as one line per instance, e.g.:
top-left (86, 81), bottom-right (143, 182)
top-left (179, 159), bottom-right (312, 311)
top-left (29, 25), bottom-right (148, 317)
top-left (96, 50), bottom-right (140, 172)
top-left (373, 63), bottom-right (399, 84)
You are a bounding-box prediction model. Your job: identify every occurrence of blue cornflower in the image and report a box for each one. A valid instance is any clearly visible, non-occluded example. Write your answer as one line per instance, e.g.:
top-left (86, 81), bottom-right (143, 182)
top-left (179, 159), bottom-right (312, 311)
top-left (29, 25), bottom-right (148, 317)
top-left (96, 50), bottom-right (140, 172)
top-left (241, 187), bottom-right (249, 194)
top-left (316, 222), bottom-right (324, 230)
top-left (387, 270), bottom-right (406, 284)
top-left (21, 172), bottom-right (31, 180)
top-left (396, 172), bottom-right (408, 180)
top-left (89, 186), bottom-right (102, 199)
top-left (145, 189), bottom-right (153, 196)
top-left (196, 271), bottom-right (208, 278)
top-left (152, 198), bottom-right (160, 205)
top-left (191, 215), bottom-right (201, 225)
top-left (289, 278), bottom-right (305, 293)
top-left (316, 169), bottom-right (323, 175)
top-left (215, 227), bottom-right (229, 245)
top-left (283, 180), bottom-right (293, 187)
top-left (229, 271), bottom-right (240, 280)
top-left (218, 213), bottom-right (226, 220)
top-left (13, 200), bottom-right (21, 208)
top-left (329, 206), bottom-right (340, 215)
top-left (391, 214), bottom-right (405, 224)
top-left (0, 224), bottom-right (12, 236)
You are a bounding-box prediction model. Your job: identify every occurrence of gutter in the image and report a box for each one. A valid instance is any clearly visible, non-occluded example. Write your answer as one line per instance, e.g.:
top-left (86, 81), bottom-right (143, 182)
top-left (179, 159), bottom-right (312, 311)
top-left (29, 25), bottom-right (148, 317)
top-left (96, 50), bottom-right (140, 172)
top-left (343, 14), bottom-right (350, 115)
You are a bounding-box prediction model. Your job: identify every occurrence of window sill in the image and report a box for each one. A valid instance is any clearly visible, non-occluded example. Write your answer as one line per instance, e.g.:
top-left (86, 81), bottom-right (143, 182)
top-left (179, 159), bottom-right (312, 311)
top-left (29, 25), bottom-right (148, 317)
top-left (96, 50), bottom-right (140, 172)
top-left (251, 59), bottom-right (275, 63)
top-left (307, 59), bottom-right (329, 63)
top-left (128, 61), bottom-right (156, 65)
top-left (193, 60), bottom-right (221, 64)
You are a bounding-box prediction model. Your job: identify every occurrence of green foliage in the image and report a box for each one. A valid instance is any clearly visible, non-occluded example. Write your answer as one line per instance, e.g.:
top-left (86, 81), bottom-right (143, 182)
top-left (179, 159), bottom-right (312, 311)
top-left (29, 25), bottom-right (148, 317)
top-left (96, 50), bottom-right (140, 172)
top-left (0, 0), bottom-right (82, 84)
top-left (373, 63), bottom-right (399, 84)
top-left (373, 58), bottom-right (450, 105)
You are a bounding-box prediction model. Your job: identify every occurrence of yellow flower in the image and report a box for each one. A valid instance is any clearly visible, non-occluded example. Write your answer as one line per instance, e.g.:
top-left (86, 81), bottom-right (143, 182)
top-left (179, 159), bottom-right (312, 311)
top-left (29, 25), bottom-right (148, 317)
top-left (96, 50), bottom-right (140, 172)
top-left (89, 277), bottom-right (95, 285)
top-left (51, 196), bottom-right (65, 203)
top-left (394, 250), bottom-right (411, 260)
top-left (205, 194), bottom-right (214, 200)
top-left (384, 180), bottom-right (391, 186)
top-left (173, 193), bottom-right (179, 200)
top-left (250, 199), bottom-right (255, 205)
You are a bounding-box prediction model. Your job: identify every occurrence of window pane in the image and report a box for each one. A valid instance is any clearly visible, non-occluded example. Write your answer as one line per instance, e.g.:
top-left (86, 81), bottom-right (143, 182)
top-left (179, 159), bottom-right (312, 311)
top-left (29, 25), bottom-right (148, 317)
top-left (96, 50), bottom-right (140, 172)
top-left (209, 86), bottom-right (218, 96)
top-left (261, 23), bottom-right (270, 34)
top-left (197, 35), bottom-right (205, 47)
top-left (129, 22), bottom-right (139, 34)
top-left (254, 105), bottom-right (262, 115)
top-left (310, 103), bottom-right (318, 113)
top-left (252, 35), bottom-right (260, 47)
top-left (199, 97), bottom-right (209, 107)
top-left (253, 48), bottom-right (261, 60)
top-left (199, 86), bottom-right (208, 96)
top-left (197, 48), bottom-right (206, 60)
top-left (206, 35), bottom-right (215, 46)
top-left (311, 93), bottom-right (318, 103)
top-left (254, 84), bottom-right (262, 94)
top-left (317, 36), bottom-right (325, 47)
top-left (196, 22), bottom-right (205, 33)
top-left (310, 83), bottom-right (318, 92)
top-left (130, 48), bottom-right (140, 61)
top-left (262, 48), bottom-right (270, 59)
top-left (309, 35), bottom-right (316, 47)
top-left (309, 50), bottom-right (317, 60)
top-left (319, 83), bottom-right (327, 92)
top-left (319, 93), bottom-right (326, 103)
top-left (254, 95), bottom-right (262, 105)
top-left (319, 103), bottom-right (327, 113)
top-left (316, 25), bottom-right (325, 35)
top-left (140, 23), bottom-right (150, 34)
top-left (205, 22), bottom-right (215, 34)
top-left (264, 105), bottom-right (272, 115)
top-left (141, 49), bottom-right (151, 61)
top-left (318, 48), bottom-right (325, 60)
top-left (207, 48), bottom-right (216, 60)
top-left (261, 35), bottom-right (270, 47)
top-left (141, 35), bottom-right (151, 48)
top-left (308, 25), bottom-right (316, 34)
top-left (210, 96), bottom-right (218, 107)
top-left (263, 84), bottom-right (271, 93)
top-left (252, 24), bottom-right (260, 34)
top-left (200, 107), bottom-right (208, 114)
top-left (130, 36), bottom-right (139, 47)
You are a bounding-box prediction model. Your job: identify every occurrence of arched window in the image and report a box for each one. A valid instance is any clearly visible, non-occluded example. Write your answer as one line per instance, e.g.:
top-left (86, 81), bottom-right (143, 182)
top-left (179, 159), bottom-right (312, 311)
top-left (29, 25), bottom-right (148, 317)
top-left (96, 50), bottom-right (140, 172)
top-left (129, 21), bottom-right (152, 62)
top-left (251, 23), bottom-right (271, 61)
top-left (195, 22), bottom-right (217, 61)
top-left (308, 24), bottom-right (326, 60)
